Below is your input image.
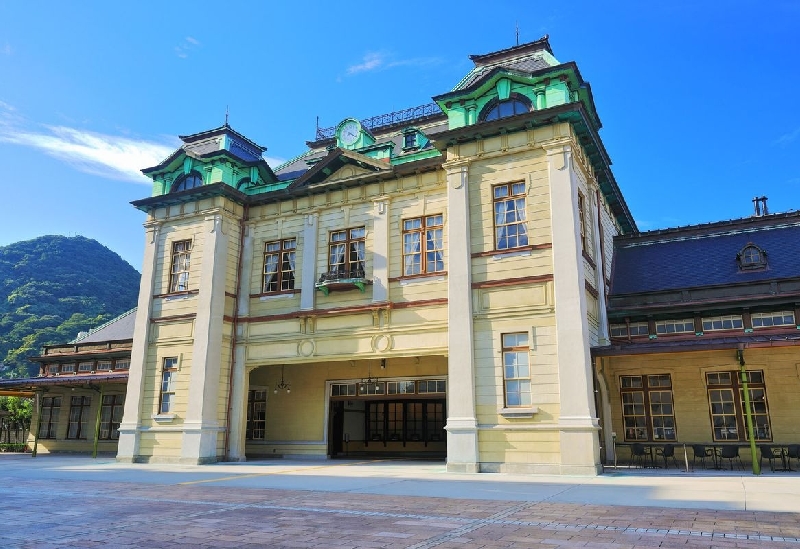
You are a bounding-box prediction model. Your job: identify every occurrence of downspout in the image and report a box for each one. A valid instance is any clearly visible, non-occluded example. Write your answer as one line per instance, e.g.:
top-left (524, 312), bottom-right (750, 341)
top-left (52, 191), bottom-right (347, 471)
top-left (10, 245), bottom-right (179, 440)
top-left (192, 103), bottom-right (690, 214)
top-left (737, 346), bottom-right (760, 475)
top-left (224, 203), bottom-right (249, 460)
top-left (31, 391), bottom-right (44, 458)
top-left (91, 385), bottom-right (104, 458)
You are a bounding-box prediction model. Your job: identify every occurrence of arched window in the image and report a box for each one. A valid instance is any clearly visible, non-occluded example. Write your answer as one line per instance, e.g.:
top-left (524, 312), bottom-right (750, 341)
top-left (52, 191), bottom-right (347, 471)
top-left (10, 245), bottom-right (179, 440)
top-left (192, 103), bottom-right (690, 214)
top-left (737, 244), bottom-right (767, 271)
top-left (479, 95), bottom-right (532, 122)
top-left (171, 171), bottom-right (203, 193)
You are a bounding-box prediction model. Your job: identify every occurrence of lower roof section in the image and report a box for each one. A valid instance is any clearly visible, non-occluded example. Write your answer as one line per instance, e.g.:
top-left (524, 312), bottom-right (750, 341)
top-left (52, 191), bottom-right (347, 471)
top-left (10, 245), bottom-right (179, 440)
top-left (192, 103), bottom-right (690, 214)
top-left (592, 332), bottom-right (800, 357)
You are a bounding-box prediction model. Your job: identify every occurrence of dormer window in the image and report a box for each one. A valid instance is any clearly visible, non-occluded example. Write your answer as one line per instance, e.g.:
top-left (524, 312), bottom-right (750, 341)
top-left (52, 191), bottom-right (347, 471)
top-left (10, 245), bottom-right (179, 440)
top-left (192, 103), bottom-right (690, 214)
top-left (171, 171), bottom-right (203, 193)
top-left (480, 95), bottom-right (532, 122)
top-left (404, 132), bottom-right (417, 149)
top-left (737, 243), bottom-right (767, 271)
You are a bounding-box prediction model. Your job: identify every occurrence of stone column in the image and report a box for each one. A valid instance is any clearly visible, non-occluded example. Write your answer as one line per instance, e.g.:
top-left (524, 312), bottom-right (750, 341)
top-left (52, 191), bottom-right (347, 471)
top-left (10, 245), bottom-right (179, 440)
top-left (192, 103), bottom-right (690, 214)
top-left (300, 213), bottom-right (318, 311)
top-left (444, 161), bottom-right (479, 473)
top-left (182, 213), bottom-right (229, 464)
top-left (546, 141), bottom-right (601, 475)
top-left (227, 223), bottom-right (254, 462)
top-left (117, 221), bottom-right (160, 462)
top-left (372, 198), bottom-right (389, 303)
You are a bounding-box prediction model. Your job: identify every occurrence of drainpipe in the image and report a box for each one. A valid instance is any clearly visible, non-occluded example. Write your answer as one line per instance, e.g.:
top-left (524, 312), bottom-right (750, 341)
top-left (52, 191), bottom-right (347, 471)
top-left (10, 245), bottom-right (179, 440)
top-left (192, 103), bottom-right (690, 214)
top-left (737, 346), bottom-right (760, 475)
top-left (91, 385), bottom-right (104, 459)
top-left (31, 391), bottom-right (44, 458)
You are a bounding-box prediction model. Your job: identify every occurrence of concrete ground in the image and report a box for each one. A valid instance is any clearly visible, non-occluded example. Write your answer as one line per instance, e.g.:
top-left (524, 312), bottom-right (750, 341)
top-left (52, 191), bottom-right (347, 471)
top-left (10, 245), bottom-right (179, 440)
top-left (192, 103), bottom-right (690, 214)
top-left (1, 454), bottom-right (799, 548)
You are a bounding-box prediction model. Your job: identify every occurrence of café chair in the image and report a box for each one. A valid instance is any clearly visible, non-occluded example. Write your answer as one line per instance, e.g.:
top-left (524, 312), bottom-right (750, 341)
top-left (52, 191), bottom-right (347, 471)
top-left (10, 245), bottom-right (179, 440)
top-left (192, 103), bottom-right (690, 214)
top-left (630, 443), bottom-right (649, 468)
top-left (759, 445), bottom-right (780, 472)
top-left (786, 445), bottom-right (800, 471)
top-left (655, 444), bottom-right (679, 469)
top-left (719, 445), bottom-right (744, 471)
top-left (691, 444), bottom-right (713, 470)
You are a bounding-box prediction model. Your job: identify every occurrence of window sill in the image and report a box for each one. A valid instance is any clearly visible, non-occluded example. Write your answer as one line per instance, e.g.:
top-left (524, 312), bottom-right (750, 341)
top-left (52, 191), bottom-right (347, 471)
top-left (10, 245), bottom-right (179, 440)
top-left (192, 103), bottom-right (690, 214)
top-left (151, 414), bottom-right (176, 423)
top-left (492, 249), bottom-right (531, 260)
top-left (252, 290), bottom-right (301, 301)
top-left (155, 290), bottom-right (198, 301)
top-left (499, 407), bottom-right (538, 418)
top-left (390, 272), bottom-right (447, 285)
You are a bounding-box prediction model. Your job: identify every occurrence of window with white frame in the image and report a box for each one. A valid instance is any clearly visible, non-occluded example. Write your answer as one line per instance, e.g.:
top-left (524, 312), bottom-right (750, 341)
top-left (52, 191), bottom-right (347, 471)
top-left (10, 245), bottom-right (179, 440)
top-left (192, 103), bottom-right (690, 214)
top-left (629, 322), bottom-right (649, 336)
top-left (702, 315), bottom-right (743, 331)
top-left (751, 311), bottom-right (795, 328)
top-left (493, 182), bottom-right (528, 251)
top-left (114, 360), bottom-right (130, 370)
top-left (169, 240), bottom-right (192, 293)
top-left (502, 332), bottom-right (531, 407)
top-left (262, 238), bottom-right (296, 292)
top-left (78, 362), bottom-right (93, 372)
top-left (61, 363), bottom-right (75, 374)
top-left (159, 357), bottom-right (178, 414)
top-left (97, 360), bottom-right (112, 371)
top-left (655, 319), bottom-right (694, 335)
top-left (402, 215), bottom-right (444, 276)
top-left (246, 389), bottom-right (267, 440)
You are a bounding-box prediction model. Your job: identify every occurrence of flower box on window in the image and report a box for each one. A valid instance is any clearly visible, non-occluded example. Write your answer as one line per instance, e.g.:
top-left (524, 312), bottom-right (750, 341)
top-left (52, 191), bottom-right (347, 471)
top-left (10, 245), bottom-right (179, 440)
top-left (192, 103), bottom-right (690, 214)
top-left (314, 269), bottom-right (371, 295)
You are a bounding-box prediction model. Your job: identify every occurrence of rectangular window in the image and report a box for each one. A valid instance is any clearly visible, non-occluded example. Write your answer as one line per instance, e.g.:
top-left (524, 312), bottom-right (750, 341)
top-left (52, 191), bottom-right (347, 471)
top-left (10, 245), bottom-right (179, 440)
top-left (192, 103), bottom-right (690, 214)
top-left (330, 383), bottom-right (356, 397)
top-left (328, 227), bottom-right (366, 278)
top-left (387, 402), bottom-right (403, 441)
top-left (578, 191), bottom-right (587, 252)
top-left (169, 240), bottom-right (192, 293)
top-left (702, 315), bottom-right (744, 331)
top-left (425, 401), bottom-right (445, 442)
top-left (67, 395), bottom-right (91, 439)
top-left (366, 400), bottom-right (446, 444)
top-left (609, 324), bottom-right (628, 337)
top-left (493, 182), bottom-right (528, 250)
top-left (114, 360), bottom-right (130, 370)
top-left (246, 389), bottom-right (267, 440)
top-left (97, 360), bottom-right (112, 371)
top-left (655, 319), bottom-right (694, 335)
top-left (99, 394), bottom-right (125, 440)
top-left (502, 332), bottom-right (531, 407)
top-left (620, 374), bottom-right (677, 441)
top-left (38, 397), bottom-right (61, 439)
top-left (47, 364), bottom-right (59, 375)
top-left (262, 238), bottom-right (297, 293)
top-left (417, 380), bottom-right (446, 394)
top-left (78, 362), bottom-right (94, 372)
top-left (706, 370), bottom-right (771, 442)
top-left (159, 357), bottom-right (178, 414)
top-left (402, 215), bottom-right (444, 276)
top-left (751, 311), bottom-right (795, 328)
top-left (387, 381), bottom-right (416, 395)
top-left (61, 363), bottom-right (75, 374)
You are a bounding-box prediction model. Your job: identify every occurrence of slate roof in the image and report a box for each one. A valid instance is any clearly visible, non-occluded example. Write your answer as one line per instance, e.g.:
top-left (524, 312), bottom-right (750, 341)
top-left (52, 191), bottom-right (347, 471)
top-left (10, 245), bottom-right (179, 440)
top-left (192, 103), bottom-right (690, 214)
top-left (593, 331), bottom-right (800, 357)
top-left (71, 308), bottom-right (136, 344)
top-left (453, 37), bottom-right (558, 91)
top-left (610, 213), bottom-right (800, 296)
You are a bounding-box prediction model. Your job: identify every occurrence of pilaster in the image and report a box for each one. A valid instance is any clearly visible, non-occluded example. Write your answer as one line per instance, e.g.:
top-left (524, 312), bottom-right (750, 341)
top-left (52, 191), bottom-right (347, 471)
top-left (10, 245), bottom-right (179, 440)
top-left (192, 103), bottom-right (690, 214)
top-left (444, 161), bottom-right (479, 473)
top-left (227, 223), bottom-right (253, 462)
top-left (117, 221), bottom-right (160, 462)
top-left (372, 198), bottom-right (389, 303)
top-left (545, 142), bottom-right (601, 474)
top-left (300, 213), bottom-right (318, 310)
top-left (182, 212), bottom-right (229, 463)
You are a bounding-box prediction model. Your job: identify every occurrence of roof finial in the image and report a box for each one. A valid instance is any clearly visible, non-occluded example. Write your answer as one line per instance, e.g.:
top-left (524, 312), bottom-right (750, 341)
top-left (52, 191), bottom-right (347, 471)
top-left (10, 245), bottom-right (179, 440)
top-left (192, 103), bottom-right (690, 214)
top-left (515, 22), bottom-right (519, 46)
top-left (225, 105), bottom-right (229, 126)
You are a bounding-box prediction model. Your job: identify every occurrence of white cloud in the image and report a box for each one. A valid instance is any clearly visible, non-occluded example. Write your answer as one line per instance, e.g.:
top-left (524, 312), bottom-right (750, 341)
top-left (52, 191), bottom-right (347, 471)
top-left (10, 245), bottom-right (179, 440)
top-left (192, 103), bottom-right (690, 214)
top-left (0, 124), bottom-right (176, 184)
top-left (175, 36), bottom-right (201, 59)
top-left (347, 52), bottom-right (385, 75)
top-left (774, 127), bottom-right (800, 147)
top-left (345, 52), bottom-right (443, 76)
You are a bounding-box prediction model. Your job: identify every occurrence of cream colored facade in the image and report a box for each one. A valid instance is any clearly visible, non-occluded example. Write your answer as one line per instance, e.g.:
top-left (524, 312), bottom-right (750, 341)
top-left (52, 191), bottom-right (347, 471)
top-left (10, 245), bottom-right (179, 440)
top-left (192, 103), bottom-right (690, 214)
top-left (118, 38), bottom-right (636, 473)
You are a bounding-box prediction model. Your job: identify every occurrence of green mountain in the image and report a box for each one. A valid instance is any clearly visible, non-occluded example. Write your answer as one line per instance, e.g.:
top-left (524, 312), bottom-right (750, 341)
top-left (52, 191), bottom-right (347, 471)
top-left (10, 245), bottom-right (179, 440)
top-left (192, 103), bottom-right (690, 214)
top-left (0, 235), bottom-right (140, 378)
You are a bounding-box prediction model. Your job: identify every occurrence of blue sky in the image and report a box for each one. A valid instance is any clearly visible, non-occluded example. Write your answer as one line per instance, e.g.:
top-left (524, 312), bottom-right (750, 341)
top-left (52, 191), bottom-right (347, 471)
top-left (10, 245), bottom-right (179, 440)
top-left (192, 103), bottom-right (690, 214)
top-left (1, 2), bottom-right (798, 271)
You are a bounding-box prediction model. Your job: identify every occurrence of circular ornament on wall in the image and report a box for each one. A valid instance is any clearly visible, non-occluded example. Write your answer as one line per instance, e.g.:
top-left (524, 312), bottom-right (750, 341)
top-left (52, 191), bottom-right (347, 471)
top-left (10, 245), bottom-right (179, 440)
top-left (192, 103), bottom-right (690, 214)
top-left (298, 339), bottom-right (316, 357)
top-left (371, 334), bottom-right (393, 353)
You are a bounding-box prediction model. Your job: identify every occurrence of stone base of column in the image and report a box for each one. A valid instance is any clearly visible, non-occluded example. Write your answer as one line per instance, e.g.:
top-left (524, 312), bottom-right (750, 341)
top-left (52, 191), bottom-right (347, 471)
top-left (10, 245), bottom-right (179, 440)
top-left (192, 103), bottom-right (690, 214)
top-left (181, 422), bottom-right (223, 464)
top-left (115, 426), bottom-right (139, 462)
top-left (445, 416), bottom-right (479, 473)
top-left (558, 416), bottom-right (602, 475)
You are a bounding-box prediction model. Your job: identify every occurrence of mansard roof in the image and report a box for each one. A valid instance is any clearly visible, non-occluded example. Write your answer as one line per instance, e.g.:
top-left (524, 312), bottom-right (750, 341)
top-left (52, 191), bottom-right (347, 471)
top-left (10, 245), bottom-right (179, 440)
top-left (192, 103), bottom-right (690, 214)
top-left (609, 211), bottom-right (800, 297)
top-left (71, 308), bottom-right (136, 344)
top-left (454, 36), bottom-right (558, 91)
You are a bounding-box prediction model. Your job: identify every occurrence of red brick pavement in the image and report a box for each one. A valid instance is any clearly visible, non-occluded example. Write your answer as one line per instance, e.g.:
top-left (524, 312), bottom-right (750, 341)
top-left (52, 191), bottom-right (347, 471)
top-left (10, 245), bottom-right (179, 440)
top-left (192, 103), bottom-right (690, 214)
top-left (1, 478), bottom-right (799, 548)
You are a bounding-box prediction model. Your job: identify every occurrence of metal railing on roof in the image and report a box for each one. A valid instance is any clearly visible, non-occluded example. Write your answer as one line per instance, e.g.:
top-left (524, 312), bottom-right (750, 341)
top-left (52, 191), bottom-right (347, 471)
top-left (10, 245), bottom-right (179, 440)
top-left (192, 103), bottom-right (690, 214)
top-left (315, 103), bottom-right (443, 140)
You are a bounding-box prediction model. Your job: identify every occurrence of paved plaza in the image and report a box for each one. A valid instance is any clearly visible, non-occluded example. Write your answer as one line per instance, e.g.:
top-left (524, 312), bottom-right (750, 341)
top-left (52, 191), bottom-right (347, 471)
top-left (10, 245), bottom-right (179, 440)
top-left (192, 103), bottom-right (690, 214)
top-left (1, 455), bottom-right (799, 548)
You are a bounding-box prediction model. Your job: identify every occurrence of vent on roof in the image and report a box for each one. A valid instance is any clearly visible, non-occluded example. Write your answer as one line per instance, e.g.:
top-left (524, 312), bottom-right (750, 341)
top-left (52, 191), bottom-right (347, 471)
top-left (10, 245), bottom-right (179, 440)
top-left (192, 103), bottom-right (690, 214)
top-left (752, 196), bottom-right (769, 217)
